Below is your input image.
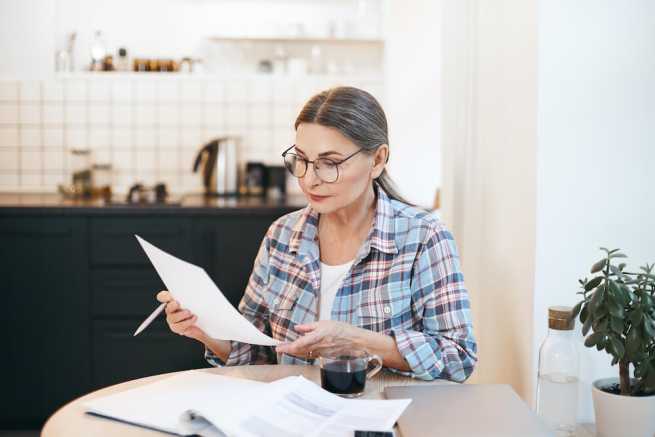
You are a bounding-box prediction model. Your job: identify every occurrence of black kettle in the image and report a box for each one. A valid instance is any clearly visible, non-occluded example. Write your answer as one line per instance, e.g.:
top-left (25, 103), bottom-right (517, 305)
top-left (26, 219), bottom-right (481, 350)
top-left (192, 137), bottom-right (239, 196)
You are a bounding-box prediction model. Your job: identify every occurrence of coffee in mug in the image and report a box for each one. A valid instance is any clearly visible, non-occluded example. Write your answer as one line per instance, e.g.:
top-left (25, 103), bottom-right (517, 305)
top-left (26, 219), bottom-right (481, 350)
top-left (318, 349), bottom-right (382, 398)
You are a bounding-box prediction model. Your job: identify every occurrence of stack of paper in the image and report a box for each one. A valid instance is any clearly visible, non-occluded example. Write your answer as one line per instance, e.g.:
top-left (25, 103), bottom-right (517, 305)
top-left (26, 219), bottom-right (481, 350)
top-left (83, 372), bottom-right (411, 437)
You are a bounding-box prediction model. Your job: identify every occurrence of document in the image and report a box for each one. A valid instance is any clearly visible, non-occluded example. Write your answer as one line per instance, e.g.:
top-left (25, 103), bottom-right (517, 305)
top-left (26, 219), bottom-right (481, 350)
top-left (196, 376), bottom-right (411, 437)
top-left (135, 235), bottom-right (279, 346)
top-left (83, 372), bottom-right (411, 437)
top-left (84, 372), bottom-right (264, 436)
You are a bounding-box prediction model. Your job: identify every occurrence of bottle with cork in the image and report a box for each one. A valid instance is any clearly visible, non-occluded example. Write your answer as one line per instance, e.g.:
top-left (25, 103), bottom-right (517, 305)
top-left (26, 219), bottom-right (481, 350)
top-left (536, 306), bottom-right (579, 436)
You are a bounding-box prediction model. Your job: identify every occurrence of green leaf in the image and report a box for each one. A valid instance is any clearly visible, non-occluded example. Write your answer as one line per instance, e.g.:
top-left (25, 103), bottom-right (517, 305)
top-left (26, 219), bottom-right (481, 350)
top-left (619, 263), bottom-right (627, 271)
top-left (585, 276), bottom-right (603, 291)
top-left (643, 317), bottom-right (655, 338)
top-left (582, 315), bottom-right (593, 336)
top-left (608, 300), bottom-right (625, 319)
top-left (580, 304), bottom-right (589, 324)
top-left (591, 259), bottom-right (607, 274)
top-left (630, 308), bottom-right (643, 326)
top-left (609, 253), bottom-right (627, 259)
top-left (609, 335), bottom-right (625, 359)
top-left (585, 331), bottom-right (604, 347)
top-left (589, 285), bottom-right (605, 312)
top-left (610, 316), bottom-right (624, 334)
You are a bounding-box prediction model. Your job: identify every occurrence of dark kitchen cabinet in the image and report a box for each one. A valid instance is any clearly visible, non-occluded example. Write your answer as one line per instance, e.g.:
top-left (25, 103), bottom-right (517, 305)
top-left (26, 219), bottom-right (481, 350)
top-left (0, 204), bottom-right (298, 429)
top-left (0, 218), bottom-right (90, 428)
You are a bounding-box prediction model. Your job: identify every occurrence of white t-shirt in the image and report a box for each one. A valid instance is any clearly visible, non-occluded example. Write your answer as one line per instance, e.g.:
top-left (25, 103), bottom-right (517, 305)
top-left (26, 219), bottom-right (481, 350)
top-left (319, 260), bottom-right (354, 321)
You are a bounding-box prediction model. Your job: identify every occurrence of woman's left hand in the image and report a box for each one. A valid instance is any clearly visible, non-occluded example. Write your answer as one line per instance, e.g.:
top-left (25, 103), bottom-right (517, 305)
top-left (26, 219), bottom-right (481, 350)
top-left (275, 321), bottom-right (365, 358)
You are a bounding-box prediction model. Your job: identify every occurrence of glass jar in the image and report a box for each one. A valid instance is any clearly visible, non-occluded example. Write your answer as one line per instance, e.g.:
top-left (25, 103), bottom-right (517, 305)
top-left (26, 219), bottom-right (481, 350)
top-left (536, 306), bottom-right (579, 436)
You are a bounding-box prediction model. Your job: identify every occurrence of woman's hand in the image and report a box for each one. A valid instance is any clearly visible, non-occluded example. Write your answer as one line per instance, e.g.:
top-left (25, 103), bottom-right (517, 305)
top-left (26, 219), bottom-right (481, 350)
top-left (275, 321), bottom-right (366, 358)
top-left (156, 290), bottom-right (207, 342)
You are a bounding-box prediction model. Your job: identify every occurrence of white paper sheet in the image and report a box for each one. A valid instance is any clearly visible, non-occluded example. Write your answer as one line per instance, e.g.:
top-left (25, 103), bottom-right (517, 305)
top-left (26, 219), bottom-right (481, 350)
top-left (83, 372), bottom-right (264, 436)
top-left (135, 234), bottom-right (279, 346)
top-left (84, 373), bottom-right (411, 437)
top-left (196, 376), bottom-right (411, 437)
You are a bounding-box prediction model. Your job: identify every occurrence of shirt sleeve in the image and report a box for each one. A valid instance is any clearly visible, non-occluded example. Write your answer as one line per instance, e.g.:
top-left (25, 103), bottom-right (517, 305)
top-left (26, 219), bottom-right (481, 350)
top-left (387, 226), bottom-right (478, 382)
top-left (204, 233), bottom-right (277, 367)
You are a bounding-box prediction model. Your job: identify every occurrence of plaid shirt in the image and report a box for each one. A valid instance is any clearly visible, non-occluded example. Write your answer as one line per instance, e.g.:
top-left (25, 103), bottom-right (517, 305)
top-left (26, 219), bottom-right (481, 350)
top-left (205, 185), bottom-right (477, 382)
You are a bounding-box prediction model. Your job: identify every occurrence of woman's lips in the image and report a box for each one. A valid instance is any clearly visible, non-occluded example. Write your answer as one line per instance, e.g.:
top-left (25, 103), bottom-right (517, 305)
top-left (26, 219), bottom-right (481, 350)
top-left (308, 193), bottom-right (331, 202)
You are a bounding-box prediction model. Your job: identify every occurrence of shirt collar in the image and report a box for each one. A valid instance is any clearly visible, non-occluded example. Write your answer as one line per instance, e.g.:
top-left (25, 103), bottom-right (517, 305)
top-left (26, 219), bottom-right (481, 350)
top-left (289, 183), bottom-right (398, 263)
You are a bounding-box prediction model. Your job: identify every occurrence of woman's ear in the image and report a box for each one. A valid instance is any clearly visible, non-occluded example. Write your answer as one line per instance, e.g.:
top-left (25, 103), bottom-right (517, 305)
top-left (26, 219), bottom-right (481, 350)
top-left (371, 144), bottom-right (389, 179)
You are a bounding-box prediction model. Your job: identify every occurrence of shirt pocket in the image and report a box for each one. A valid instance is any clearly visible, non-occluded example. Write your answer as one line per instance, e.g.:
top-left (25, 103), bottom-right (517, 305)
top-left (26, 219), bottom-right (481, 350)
top-left (266, 279), bottom-right (315, 341)
top-left (357, 279), bottom-right (412, 333)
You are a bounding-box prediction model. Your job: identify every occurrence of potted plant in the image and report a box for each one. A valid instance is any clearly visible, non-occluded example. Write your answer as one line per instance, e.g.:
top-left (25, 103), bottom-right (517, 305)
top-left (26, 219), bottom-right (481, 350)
top-left (572, 248), bottom-right (655, 436)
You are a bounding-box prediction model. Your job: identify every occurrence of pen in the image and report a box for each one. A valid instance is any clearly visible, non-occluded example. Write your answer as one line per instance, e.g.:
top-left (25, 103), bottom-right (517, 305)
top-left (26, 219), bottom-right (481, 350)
top-left (133, 302), bottom-right (166, 336)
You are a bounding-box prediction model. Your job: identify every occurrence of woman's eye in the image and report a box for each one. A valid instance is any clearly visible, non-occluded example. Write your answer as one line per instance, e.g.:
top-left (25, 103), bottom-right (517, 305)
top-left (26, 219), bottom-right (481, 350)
top-left (319, 159), bottom-right (337, 168)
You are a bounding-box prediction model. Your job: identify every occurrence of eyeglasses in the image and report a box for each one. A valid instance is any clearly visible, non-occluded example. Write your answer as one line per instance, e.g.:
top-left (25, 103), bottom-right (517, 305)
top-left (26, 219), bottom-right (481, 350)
top-left (281, 144), bottom-right (365, 183)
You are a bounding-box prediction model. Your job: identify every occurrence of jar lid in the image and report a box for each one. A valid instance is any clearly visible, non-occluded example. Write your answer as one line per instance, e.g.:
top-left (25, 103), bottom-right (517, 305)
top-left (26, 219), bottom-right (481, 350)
top-left (548, 305), bottom-right (574, 330)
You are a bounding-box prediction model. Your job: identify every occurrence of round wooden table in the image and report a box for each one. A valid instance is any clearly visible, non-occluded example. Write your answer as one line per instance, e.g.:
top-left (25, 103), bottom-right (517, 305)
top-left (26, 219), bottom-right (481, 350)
top-left (42, 365), bottom-right (454, 436)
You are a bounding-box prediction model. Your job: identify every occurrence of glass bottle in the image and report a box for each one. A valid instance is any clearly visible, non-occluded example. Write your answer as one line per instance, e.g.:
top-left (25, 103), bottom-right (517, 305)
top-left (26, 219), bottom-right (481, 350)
top-left (536, 306), bottom-right (579, 436)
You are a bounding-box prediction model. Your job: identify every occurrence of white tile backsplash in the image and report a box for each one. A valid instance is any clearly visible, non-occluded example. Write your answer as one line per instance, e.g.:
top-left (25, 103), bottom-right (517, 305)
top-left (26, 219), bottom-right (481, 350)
top-left (0, 148), bottom-right (19, 170)
top-left (43, 81), bottom-right (65, 102)
top-left (89, 128), bottom-right (111, 148)
top-left (43, 148), bottom-right (65, 171)
top-left (43, 104), bottom-right (65, 125)
top-left (21, 148), bottom-right (42, 171)
top-left (19, 104), bottom-right (42, 124)
top-left (89, 104), bottom-right (112, 125)
top-left (43, 128), bottom-right (64, 147)
top-left (112, 104), bottom-right (132, 126)
top-left (158, 127), bottom-right (179, 147)
top-left (66, 128), bottom-right (87, 149)
top-left (0, 82), bottom-right (18, 101)
top-left (65, 80), bottom-right (87, 101)
top-left (20, 82), bottom-right (42, 102)
top-left (0, 74), bottom-right (383, 192)
top-left (65, 103), bottom-right (87, 125)
top-left (20, 128), bottom-right (41, 147)
top-left (0, 127), bottom-right (19, 146)
top-left (0, 103), bottom-right (20, 124)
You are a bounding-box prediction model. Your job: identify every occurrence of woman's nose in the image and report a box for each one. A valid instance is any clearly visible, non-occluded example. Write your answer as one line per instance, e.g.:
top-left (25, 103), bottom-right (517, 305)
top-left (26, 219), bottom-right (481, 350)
top-left (303, 163), bottom-right (321, 187)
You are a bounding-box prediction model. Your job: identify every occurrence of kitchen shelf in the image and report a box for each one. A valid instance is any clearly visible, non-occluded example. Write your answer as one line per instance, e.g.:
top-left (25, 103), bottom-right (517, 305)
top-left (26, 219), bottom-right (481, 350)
top-left (208, 36), bottom-right (384, 45)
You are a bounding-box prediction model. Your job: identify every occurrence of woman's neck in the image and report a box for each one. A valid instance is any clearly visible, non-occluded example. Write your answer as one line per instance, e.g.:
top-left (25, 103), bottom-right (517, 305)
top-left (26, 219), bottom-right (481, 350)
top-left (319, 184), bottom-right (376, 239)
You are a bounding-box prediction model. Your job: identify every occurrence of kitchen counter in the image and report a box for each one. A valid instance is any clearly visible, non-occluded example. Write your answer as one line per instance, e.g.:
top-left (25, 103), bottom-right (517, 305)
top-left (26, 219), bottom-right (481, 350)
top-left (0, 192), bottom-right (307, 216)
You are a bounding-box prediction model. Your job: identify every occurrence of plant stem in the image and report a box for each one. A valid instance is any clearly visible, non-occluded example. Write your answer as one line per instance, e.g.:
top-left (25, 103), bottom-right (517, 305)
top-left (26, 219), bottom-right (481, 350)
top-left (619, 358), bottom-right (630, 395)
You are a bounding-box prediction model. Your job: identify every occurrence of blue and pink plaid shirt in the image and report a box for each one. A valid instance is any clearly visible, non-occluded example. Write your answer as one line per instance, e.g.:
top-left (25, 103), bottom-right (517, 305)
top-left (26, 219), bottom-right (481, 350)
top-left (205, 185), bottom-right (477, 382)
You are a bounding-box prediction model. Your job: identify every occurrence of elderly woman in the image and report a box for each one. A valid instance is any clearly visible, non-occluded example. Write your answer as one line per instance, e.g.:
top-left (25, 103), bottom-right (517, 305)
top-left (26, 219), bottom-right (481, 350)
top-left (157, 86), bottom-right (477, 381)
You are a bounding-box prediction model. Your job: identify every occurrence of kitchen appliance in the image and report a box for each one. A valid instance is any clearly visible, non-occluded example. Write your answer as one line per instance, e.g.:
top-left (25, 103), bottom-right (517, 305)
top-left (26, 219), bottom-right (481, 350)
top-left (192, 137), bottom-right (240, 196)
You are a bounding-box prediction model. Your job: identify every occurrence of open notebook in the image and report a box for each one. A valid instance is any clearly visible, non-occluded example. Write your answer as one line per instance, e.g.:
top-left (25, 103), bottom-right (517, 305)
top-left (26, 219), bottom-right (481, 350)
top-left (83, 371), bottom-right (411, 437)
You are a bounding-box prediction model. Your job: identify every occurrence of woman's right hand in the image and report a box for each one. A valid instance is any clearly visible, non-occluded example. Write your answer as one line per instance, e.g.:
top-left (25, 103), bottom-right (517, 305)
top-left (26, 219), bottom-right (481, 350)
top-left (156, 290), bottom-right (207, 342)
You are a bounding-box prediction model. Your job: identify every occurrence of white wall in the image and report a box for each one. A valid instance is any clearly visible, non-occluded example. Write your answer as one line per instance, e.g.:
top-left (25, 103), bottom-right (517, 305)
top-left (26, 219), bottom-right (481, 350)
top-left (533, 0), bottom-right (655, 422)
top-left (440, 0), bottom-right (538, 400)
top-left (383, 0), bottom-right (441, 208)
top-left (0, 0), bottom-right (55, 79)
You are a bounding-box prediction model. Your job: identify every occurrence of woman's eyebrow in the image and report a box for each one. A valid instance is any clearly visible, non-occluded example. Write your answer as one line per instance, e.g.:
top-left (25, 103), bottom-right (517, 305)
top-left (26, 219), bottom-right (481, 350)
top-left (294, 146), bottom-right (343, 157)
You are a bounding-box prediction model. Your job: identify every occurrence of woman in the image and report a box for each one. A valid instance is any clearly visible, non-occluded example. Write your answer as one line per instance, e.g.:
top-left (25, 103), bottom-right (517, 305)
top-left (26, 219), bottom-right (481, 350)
top-left (157, 86), bottom-right (477, 381)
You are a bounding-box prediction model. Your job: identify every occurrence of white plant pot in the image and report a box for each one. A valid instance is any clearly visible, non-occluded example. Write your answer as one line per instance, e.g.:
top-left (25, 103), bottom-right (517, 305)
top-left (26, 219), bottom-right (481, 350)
top-left (592, 377), bottom-right (655, 437)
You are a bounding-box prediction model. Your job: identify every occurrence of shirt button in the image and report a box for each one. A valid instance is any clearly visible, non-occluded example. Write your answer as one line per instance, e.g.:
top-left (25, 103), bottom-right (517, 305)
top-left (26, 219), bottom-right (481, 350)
top-left (273, 298), bottom-right (280, 306)
top-left (383, 306), bottom-right (391, 314)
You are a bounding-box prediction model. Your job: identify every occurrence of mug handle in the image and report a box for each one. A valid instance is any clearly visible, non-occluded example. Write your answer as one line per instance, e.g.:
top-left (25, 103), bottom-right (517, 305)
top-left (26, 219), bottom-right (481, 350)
top-left (366, 354), bottom-right (383, 380)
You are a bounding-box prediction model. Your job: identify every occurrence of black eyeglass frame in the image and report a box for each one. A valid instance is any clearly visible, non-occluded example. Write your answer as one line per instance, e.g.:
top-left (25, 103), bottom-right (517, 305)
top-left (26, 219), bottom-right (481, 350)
top-left (281, 144), bottom-right (366, 183)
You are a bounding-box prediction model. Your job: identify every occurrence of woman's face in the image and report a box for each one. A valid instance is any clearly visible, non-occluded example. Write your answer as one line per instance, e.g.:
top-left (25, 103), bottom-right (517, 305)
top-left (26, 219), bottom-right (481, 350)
top-left (294, 123), bottom-right (379, 214)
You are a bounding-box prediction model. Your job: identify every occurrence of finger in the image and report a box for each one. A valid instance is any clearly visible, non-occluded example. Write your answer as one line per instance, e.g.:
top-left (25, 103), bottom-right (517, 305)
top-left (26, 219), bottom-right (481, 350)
top-left (294, 323), bottom-right (318, 333)
top-left (165, 300), bottom-right (179, 315)
top-left (178, 315), bottom-right (198, 335)
top-left (277, 333), bottom-right (322, 354)
top-left (156, 290), bottom-right (170, 303)
top-left (169, 310), bottom-right (192, 324)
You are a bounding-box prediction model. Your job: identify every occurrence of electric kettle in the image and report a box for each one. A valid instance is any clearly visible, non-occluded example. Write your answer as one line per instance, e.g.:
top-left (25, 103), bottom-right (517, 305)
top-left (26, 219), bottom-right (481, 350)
top-left (192, 137), bottom-right (240, 196)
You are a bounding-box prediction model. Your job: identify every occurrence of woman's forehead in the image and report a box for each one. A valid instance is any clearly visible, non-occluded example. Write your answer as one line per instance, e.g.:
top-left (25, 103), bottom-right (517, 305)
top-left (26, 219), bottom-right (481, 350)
top-left (295, 123), bottom-right (357, 154)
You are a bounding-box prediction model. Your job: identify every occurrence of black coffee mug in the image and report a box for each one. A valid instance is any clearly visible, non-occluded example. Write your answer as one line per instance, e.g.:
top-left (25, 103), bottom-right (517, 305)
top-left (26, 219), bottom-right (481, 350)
top-left (318, 349), bottom-right (383, 398)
